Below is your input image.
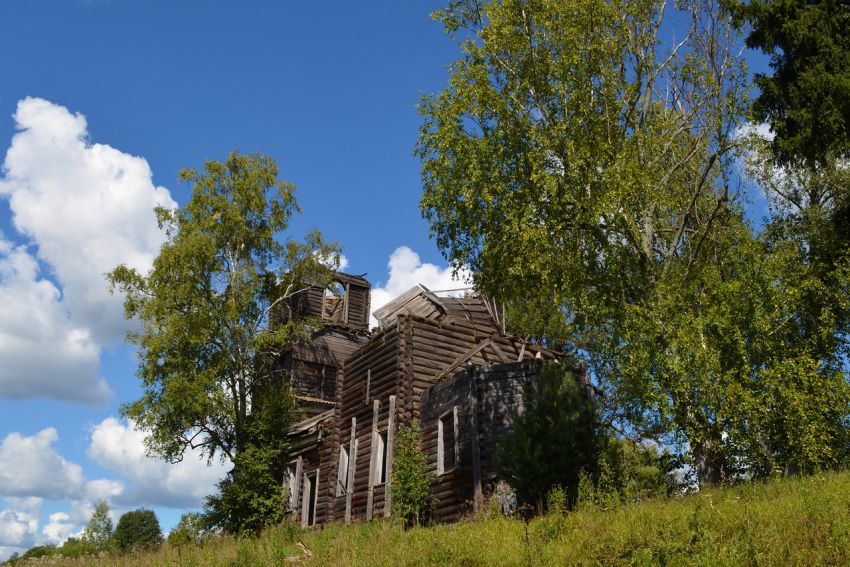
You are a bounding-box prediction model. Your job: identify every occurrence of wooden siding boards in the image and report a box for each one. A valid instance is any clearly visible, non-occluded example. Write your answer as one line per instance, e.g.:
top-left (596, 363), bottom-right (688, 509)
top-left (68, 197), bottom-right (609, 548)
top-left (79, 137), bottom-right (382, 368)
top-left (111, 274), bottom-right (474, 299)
top-left (282, 289), bottom-right (567, 528)
top-left (323, 314), bottom-right (556, 524)
top-left (420, 360), bottom-right (547, 522)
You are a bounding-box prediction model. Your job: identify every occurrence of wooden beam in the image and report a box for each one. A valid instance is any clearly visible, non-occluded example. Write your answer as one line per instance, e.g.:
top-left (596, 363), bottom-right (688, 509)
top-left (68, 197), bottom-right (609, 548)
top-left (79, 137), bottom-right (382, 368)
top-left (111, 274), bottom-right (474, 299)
top-left (452, 405), bottom-right (460, 466)
top-left (468, 370), bottom-right (483, 512)
top-left (366, 399), bottom-right (380, 521)
top-left (345, 417), bottom-right (356, 524)
top-left (364, 368), bottom-right (371, 405)
top-left (293, 456), bottom-right (303, 522)
top-left (384, 395), bottom-right (396, 518)
top-left (433, 338), bottom-right (492, 382)
top-left (300, 470), bottom-right (310, 528)
top-left (488, 339), bottom-right (509, 363)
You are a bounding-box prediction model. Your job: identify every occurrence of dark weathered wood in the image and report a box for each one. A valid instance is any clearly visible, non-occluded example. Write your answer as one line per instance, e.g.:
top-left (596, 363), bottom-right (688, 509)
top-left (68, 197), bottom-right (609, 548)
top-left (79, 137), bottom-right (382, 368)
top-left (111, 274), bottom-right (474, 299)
top-left (345, 417), bottom-right (357, 524)
top-left (384, 394), bottom-right (396, 518)
top-left (469, 370), bottom-right (483, 513)
top-left (366, 399), bottom-right (380, 520)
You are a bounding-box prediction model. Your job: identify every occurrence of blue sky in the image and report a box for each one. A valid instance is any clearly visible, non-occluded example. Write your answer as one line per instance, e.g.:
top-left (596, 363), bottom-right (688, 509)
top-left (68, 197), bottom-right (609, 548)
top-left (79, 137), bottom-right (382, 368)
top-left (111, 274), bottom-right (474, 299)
top-left (0, 1), bottom-right (473, 557)
top-left (0, 1), bottom-right (772, 560)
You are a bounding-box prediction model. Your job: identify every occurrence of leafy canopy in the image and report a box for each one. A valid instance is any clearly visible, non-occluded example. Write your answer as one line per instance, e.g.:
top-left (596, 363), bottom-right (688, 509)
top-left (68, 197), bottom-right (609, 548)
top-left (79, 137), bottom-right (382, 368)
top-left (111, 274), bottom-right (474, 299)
top-left (418, 0), bottom-right (755, 485)
top-left (109, 150), bottom-right (341, 466)
top-left (113, 509), bottom-right (163, 552)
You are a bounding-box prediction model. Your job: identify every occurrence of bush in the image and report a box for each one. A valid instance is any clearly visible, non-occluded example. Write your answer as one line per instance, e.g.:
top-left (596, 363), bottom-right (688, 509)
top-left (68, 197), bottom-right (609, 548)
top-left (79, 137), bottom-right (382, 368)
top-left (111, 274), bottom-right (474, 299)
top-left (114, 509), bottom-right (163, 552)
top-left (391, 422), bottom-right (435, 527)
top-left (57, 536), bottom-right (98, 558)
top-left (496, 362), bottom-right (605, 510)
top-left (167, 512), bottom-right (209, 547)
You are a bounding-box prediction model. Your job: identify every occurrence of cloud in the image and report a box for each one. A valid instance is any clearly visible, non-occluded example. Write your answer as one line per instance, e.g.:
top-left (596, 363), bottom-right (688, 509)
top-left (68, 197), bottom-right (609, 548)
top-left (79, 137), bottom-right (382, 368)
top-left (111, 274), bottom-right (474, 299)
top-left (88, 417), bottom-right (227, 509)
top-left (0, 236), bottom-right (110, 404)
top-left (0, 508), bottom-right (37, 548)
top-left (0, 97), bottom-right (175, 403)
top-left (369, 246), bottom-right (470, 327)
top-left (734, 121), bottom-right (775, 143)
top-left (41, 512), bottom-right (75, 545)
top-left (0, 429), bottom-right (85, 500)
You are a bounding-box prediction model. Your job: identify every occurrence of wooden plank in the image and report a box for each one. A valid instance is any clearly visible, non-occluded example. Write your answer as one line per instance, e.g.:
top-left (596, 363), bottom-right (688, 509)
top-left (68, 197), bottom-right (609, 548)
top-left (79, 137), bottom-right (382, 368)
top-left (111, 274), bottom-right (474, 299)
top-left (366, 398), bottom-right (380, 521)
top-left (293, 456), bottom-right (303, 523)
top-left (469, 370), bottom-right (483, 512)
top-left (345, 417), bottom-right (357, 524)
top-left (364, 369), bottom-right (371, 404)
top-left (384, 394), bottom-right (396, 518)
top-left (432, 339), bottom-right (492, 382)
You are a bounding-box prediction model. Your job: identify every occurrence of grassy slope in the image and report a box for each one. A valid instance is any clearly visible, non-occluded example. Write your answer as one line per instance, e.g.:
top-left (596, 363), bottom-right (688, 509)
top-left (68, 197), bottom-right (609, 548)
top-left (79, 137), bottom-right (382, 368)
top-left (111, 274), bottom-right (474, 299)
top-left (43, 472), bottom-right (850, 566)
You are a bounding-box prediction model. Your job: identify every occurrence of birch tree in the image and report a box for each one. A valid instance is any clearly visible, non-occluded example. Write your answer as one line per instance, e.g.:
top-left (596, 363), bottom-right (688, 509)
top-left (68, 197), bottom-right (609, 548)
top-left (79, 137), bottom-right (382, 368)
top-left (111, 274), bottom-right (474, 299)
top-left (108, 150), bottom-right (341, 467)
top-left (417, 0), bottom-right (757, 485)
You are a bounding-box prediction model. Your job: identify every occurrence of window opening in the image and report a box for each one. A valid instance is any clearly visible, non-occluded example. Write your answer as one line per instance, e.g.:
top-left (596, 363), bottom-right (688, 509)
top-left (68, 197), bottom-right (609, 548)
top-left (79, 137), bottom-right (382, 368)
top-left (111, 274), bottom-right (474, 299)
top-left (438, 408), bottom-right (458, 474)
top-left (303, 471), bottom-right (318, 526)
top-left (322, 281), bottom-right (348, 324)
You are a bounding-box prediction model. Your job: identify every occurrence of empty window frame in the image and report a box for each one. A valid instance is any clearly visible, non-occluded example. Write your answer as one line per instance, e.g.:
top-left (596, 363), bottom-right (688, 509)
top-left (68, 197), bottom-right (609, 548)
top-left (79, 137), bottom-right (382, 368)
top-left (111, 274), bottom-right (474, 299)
top-left (301, 470), bottom-right (319, 527)
top-left (371, 429), bottom-right (389, 485)
top-left (336, 444), bottom-right (350, 496)
top-left (322, 281), bottom-right (349, 324)
top-left (437, 406), bottom-right (459, 475)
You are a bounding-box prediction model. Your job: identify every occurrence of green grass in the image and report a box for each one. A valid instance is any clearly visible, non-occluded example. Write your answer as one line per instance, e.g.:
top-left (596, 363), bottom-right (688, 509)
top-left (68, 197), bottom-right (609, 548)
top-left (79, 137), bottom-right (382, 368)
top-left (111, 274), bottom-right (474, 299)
top-left (19, 472), bottom-right (850, 566)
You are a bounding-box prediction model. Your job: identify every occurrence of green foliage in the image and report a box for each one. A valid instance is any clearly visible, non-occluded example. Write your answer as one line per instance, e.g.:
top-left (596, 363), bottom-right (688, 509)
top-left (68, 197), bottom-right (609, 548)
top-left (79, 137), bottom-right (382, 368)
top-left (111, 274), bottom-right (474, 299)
top-left (204, 378), bottom-right (300, 536)
top-left (166, 512), bottom-right (209, 547)
top-left (18, 545), bottom-right (55, 560)
top-left (82, 500), bottom-right (114, 551)
top-left (113, 509), bottom-right (163, 553)
top-left (545, 485), bottom-right (568, 516)
top-left (391, 422), bottom-right (435, 527)
top-left (108, 149), bottom-right (340, 467)
top-left (419, 0), bottom-right (850, 487)
top-left (496, 362), bottom-right (604, 508)
top-left (57, 536), bottom-right (99, 558)
top-left (727, 0), bottom-right (850, 167)
top-left (108, 150), bottom-right (337, 534)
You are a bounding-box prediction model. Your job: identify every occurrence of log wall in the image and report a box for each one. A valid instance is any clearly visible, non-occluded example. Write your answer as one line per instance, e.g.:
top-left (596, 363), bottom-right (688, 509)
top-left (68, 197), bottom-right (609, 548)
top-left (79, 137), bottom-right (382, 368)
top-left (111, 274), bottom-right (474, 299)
top-left (331, 325), bottom-right (403, 521)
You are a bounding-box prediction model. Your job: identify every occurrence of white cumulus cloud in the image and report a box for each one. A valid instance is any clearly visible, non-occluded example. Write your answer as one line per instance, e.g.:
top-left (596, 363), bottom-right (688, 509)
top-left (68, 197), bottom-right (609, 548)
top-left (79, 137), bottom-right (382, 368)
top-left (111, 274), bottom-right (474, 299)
top-left (369, 246), bottom-right (470, 327)
top-left (0, 236), bottom-right (109, 404)
top-left (0, 97), bottom-right (176, 403)
top-left (88, 417), bottom-right (227, 509)
top-left (0, 429), bottom-right (85, 500)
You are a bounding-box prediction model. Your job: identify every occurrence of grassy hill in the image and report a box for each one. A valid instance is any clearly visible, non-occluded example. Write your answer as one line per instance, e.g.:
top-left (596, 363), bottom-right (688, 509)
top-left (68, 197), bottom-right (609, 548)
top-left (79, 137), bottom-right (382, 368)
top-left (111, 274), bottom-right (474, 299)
top-left (12, 471), bottom-right (850, 566)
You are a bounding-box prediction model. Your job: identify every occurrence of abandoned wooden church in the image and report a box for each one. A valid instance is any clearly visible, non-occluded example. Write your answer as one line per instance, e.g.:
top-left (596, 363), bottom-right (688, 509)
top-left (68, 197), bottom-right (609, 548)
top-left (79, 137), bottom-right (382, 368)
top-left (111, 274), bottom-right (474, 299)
top-left (274, 272), bottom-right (589, 528)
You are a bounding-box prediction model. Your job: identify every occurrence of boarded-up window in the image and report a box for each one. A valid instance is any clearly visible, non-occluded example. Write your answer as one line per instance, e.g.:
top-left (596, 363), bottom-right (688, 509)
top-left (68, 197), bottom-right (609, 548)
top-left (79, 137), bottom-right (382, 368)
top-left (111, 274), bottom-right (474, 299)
top-left (336, 444), bottom-right (350, 496)
top-left (438, 408), bottom-right (458, 474)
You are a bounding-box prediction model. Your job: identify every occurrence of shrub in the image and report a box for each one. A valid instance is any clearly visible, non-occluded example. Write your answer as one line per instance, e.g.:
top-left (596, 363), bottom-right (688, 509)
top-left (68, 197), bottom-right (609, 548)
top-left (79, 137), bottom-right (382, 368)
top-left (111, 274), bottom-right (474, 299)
top-left (114, 509), bottom-right (163, 552)
top-left (496, 362), bottom-right (605, 510)
top-left (167, 512), bottom-right (209, 547)
top-left (57, 536), bottom-right (98, 558)
top-left (391, 422), bottom-right (435, 527)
